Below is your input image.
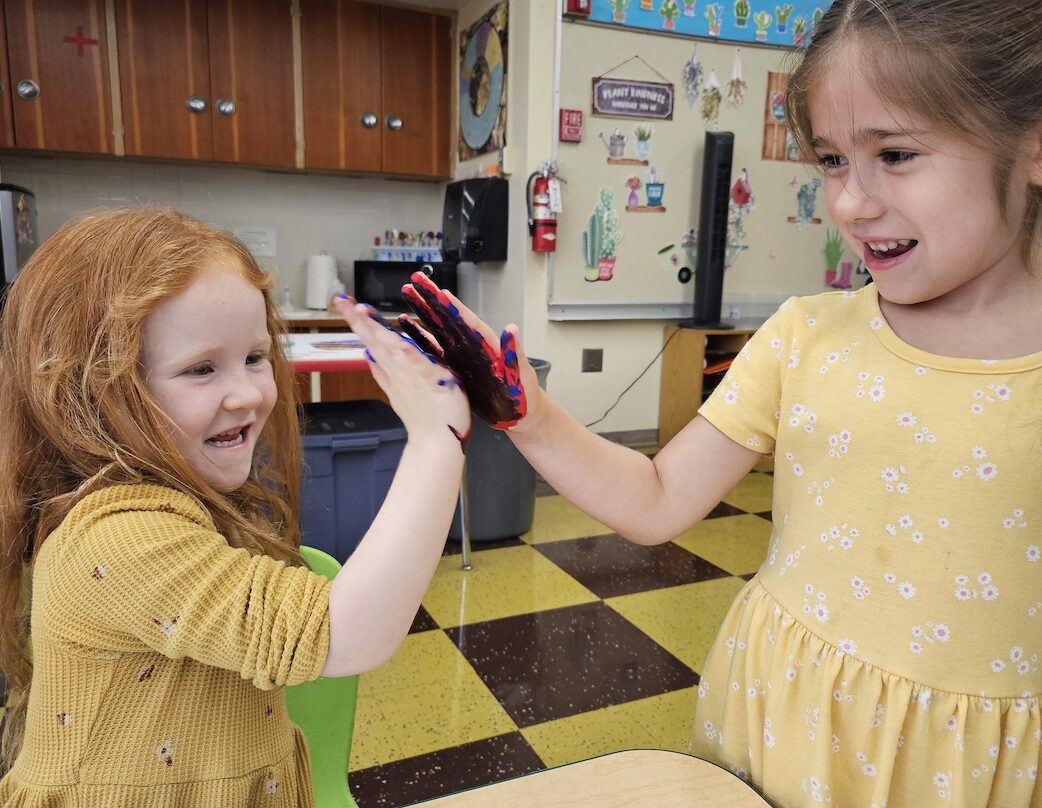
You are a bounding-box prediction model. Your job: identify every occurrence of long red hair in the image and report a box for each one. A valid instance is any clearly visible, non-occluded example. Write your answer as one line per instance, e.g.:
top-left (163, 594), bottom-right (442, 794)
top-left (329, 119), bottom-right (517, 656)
top-left (0, 208), bottom-right (304, 767)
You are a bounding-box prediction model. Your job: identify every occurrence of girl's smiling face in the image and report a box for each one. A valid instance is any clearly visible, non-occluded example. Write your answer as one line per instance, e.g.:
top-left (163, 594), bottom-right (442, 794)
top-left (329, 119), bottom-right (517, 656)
top-left (807, 46), bottom-right (1036, 309)
top-left (140, 264), bottom-right (276, 492)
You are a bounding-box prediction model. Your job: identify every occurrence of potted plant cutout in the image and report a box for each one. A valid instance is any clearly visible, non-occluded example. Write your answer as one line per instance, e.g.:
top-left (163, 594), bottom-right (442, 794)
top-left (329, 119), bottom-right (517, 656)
top-left (823, 228), bottom-right (844, 286)
top-left (645, 166), bottom-right (665, 208)
top-left (682, 0), bottom-right (697, 16)
top-left (632, 124), bottom-right (652, 161)
top-left (583, 187), bottom-right (623, 282)
top-left (734, 0), bottom-right (750, 26)
top-left (704, 2), bottom-right (722, 36)
top-left (660, 0), bottom-right (681, 29)
top-left (624, 176), bottom-right (642, 209)
top-left (701, 69), bottom-right (722, 130)
top-left (775, 3), bottom-right (794, 32)
top-left (608, 0), bottom-right (629, 22)
top-left (792, 16), bottom-right (807, 45)
top-left (753, 10), bottom-right (772, 41)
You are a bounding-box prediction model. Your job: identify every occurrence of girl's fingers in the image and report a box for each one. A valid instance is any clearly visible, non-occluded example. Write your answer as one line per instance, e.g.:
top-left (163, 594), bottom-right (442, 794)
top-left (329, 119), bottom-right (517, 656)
top-left (398, 316), bottom-right (444, 358)
top-left (439, 289), bottom-right (501, 351)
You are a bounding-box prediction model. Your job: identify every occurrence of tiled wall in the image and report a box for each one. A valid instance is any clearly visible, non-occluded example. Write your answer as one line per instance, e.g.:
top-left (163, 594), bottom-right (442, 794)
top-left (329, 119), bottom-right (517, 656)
top-left (0, 155), bottom-right (448, 307)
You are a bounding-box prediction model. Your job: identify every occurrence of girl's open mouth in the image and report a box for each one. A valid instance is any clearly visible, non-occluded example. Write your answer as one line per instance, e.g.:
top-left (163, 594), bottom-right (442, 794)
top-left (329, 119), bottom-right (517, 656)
top-left (207, 426), bottom-right (247, 448)
top-left (866, 239), bottom-right (917, 260)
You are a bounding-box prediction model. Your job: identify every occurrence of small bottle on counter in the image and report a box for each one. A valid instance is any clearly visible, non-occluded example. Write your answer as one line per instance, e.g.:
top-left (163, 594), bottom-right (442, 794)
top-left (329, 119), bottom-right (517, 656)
top-left (280, 285), bottom-right (292, 307)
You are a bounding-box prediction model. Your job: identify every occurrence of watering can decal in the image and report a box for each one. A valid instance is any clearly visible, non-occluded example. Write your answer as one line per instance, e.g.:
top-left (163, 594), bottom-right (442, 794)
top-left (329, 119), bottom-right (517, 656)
top-left (599, 128), bottom-right (627, 158)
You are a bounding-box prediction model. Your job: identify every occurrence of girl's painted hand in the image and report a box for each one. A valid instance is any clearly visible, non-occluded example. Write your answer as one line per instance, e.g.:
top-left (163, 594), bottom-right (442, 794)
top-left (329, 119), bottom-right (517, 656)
top-left (400, 272), bottom-right (530, 430)
top-left (331, 295), bottom-right (471, 452)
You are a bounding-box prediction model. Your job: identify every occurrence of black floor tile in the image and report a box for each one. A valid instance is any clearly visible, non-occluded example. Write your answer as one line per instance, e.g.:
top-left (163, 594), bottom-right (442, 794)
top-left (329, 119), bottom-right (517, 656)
top-left (535, 533), bottom-right (731, 598)
top-left (408, 605), bottom-right (438, 634)
top-left (350, 732), bottom-right (544, 807)
top-left (447, 602), bottom-right (697, 728)
top-left (705, 501), bottom-right (746, 519)
top-left (441, 536), bottom-right (524, 556)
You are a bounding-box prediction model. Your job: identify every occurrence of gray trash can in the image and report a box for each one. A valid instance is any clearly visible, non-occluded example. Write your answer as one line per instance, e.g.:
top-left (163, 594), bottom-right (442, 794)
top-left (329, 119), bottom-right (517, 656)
top-left (449, 358), bottom-right (551, 541)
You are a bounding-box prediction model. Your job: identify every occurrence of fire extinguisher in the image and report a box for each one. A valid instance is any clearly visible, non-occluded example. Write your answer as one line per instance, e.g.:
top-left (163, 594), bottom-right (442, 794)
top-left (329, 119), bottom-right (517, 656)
top-left (527, 166), bottom-right (557, 252)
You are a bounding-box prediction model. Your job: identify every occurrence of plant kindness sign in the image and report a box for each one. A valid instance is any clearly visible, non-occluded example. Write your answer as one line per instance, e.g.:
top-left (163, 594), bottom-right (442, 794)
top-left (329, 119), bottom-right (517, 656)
top-left (592, 77), bottom-right (675, 120)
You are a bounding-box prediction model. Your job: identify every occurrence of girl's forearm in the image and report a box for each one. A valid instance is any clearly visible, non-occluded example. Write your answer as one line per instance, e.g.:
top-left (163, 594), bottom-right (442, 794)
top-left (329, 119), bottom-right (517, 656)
top-left (509, 395), bottom-right (675, 545)
top-left (322, 436), bottom-right (463, 677)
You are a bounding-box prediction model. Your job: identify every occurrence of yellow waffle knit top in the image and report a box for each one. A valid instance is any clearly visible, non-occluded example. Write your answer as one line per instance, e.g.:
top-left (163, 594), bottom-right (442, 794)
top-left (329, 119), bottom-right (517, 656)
top-left (0, 484), bottom-right (331, 807)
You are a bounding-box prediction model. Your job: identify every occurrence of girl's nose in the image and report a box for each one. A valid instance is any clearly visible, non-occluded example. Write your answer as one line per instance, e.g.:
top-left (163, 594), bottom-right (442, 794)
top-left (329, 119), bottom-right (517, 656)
top-left (223, 373), bottom-right (265, 412)
top-left (830, 169), bottom-right (885, 223)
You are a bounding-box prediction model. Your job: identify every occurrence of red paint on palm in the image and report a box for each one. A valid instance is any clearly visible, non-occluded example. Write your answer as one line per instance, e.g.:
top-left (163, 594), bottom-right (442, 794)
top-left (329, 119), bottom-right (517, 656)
top-left (402, 272), bottom-right (527, 429)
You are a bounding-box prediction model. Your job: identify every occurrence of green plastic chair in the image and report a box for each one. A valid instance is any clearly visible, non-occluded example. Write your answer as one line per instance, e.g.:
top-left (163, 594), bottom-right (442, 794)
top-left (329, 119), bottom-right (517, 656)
top-left (285, 545), bottom-right (359, 808)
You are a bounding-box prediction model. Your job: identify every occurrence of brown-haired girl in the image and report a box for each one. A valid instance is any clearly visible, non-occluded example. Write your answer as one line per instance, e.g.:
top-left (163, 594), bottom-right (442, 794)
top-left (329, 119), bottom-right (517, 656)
top-left (0, 207), bottom-right (469, 805)
top-left (398, 1), bottom-right (1042, 803)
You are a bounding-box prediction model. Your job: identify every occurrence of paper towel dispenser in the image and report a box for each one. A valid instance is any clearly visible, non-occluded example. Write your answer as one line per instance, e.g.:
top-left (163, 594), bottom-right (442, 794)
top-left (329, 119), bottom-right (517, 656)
top-left (442, 177), bottom-right (508, 263)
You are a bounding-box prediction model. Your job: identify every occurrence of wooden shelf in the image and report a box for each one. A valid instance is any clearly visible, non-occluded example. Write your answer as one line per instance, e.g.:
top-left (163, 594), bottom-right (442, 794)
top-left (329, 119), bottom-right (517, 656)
top-left (625, 205), bottom-right (666, 213)
top-left (607, 157), bottom-right (648, 165)
top-left (658, 325), bottom-right (757, 447)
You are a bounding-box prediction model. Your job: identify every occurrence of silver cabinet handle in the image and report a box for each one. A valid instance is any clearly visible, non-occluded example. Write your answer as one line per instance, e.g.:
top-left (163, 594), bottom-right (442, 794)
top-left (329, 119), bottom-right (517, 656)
top-left (16, 80), bottom-right (39, 100)
top-left (386, 115), bottom-right (402, 131)
top-left (360, 111), bottom-right (377, 129)
top-left (186, 95), bottom-right (207, 114)
top-left (216, 98), bottom-right (235, 116)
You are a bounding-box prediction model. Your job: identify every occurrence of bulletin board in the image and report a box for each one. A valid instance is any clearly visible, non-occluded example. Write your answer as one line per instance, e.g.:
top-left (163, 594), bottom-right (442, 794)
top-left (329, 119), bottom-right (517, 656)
top-left (551, 19), bottom-right (840, 315)
top-left (587, 0), bottom-right (832, 49)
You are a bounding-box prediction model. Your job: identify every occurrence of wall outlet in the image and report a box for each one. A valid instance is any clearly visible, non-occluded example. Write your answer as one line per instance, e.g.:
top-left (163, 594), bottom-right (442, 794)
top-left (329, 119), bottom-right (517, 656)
top-left (581, 348), bottom-right (603, 373)
top-left (727, 305), bottom-right (741, 320)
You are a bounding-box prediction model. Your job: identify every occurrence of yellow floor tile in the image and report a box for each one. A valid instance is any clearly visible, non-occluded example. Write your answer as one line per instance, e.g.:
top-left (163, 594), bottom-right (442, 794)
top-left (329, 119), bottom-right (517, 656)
top-left (673, 514), bottom-right (772, 576)
top-left (348, 690), bottom-right (404, 771)
top-left (421, 544), bottom-right (598, 627)
top-left (522, 495), bottom-right (613, 544)
top-left (352, 631), bottom-right (517, 764)
top-left (520, 688), bottom-right (698, 769)
top-left (606, 576), bottom-right (747, 673)
top-left (721, 471), bottom-right (774, 513)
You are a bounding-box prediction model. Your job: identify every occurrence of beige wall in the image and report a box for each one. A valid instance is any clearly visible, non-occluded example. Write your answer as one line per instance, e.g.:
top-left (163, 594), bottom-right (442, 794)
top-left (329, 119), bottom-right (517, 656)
top-left (1, 2), bottom-right (848, 438)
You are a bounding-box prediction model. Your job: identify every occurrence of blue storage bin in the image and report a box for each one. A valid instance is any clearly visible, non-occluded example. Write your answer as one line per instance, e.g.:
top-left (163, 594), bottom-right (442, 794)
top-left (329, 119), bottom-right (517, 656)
top-left (299, 400), bottom-right (407, 563)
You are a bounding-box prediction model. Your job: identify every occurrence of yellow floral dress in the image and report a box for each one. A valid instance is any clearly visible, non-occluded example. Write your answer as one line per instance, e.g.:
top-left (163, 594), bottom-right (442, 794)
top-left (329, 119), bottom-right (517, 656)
top-left (694, 286), bottom-right (1040, 807)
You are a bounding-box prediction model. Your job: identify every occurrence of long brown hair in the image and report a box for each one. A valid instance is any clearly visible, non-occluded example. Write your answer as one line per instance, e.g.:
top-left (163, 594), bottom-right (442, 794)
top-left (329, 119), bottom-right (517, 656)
top-left (784, 0), bottom-right (1042, 267)
top-left (0, 208), bottom-right (303, 767)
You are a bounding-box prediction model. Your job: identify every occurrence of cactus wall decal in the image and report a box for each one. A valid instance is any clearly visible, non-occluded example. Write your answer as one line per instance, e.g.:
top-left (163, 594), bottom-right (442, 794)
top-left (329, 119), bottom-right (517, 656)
top-left (583, 186), bottom-right (624, 282)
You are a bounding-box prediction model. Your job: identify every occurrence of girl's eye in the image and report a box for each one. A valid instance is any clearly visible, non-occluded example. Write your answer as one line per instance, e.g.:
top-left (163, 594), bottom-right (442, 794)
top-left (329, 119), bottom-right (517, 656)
top-left (187, 364), bottom-right (214, 377)
top-left (815, 153), bottom-right (847, 171)
top-left (882, 150), bottom-right (915, 166)
top-left (246, 351), bottom-right (269, 366)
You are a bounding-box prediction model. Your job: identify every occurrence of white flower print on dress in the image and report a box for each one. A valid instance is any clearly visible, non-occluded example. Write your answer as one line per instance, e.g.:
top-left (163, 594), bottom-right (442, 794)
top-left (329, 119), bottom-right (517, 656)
top-left (801, 775), bottom-right (833, 803)
top-left (990, 646), bottom-right (1039, 676)
top-left (896, 412), bottom-right (917, 428)
top-left (880, 465), bottom-right (909, 494)
top-left (909, 621), bottom-right (951, 654)
top-left (970, 382), bottom-right (1012, 415)
top-left (264, 775), bottom-right (278, 795)
top-left (850, 576), bottom-right (872, 600)
top-left (820, 522), bottom-right (858, 551)
top-left (818, 341), bottom-right (859, 374)
top-left (855, 371), bottom-right (886, 401)
top-left (805, 478), bottom-right (834, 507)
top-left (152, 616), bottom-right (179, 637)
top-left (1002, 508), bottom-right (1028, 530)
top-left (1027, 545), bottom-right (1040, 562)
top-left (57, 712), bottom-right (73, 727)
top-left (788, 403), bottom-right (817, 432)
top-left (827, 428), bottom-right (852, 458)
top-left (802, 583), bottom-right (831, 623)
top-left (715, 379), bottom-right (741, 406)
top-left (953, 572), bottom-right (999, 601)
top-left (951, 446), bottom-right (998, 481)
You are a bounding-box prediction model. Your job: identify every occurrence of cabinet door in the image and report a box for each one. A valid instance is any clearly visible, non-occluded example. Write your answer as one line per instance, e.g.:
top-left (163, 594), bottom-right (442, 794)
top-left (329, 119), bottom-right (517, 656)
top-left (0, 1), bottom-right (15, 148)
top-left (301, 0), bottom-right (382, 172)
top-left (116, 0), bottom-right (212, 160)
top-left (380, 6), bottom-right (450, 177)
top-left (207, 0), bottom-right (295, 167)
top-left (5, 0), bottom-right (114, 153)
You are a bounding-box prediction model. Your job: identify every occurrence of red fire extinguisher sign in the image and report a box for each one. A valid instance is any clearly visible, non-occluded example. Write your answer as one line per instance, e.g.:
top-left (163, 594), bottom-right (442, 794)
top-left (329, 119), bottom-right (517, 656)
top-left (565, 0), bottom-right (591, 15)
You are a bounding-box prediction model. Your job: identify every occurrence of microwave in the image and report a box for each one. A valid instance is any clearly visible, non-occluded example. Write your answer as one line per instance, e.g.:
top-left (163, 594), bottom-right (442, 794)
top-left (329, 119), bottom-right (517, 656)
top-left (353, 261), bottom-right (458, 314)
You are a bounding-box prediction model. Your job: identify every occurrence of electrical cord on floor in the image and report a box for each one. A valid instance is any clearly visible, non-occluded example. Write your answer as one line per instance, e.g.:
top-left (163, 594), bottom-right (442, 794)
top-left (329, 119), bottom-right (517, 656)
top-left (584, 329), bottom-right (680, 429)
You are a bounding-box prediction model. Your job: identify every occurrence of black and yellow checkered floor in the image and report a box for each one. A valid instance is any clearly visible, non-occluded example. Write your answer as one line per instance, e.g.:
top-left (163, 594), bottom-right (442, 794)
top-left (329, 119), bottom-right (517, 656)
top-left (346, 457), bottom-right (775, 807)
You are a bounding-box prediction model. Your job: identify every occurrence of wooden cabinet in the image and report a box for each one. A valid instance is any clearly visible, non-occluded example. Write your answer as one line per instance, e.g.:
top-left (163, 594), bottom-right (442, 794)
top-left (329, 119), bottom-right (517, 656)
top-left (0, 2), bottom-right (14, 148)
top-left (5, 0), bottom-right (114, 154)
top-left (301, 0), bottom-right (451, 177)
top-left (658, 326), bottom-right (757, 447)
top-left (116, 0), bottom-right (295, 166)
